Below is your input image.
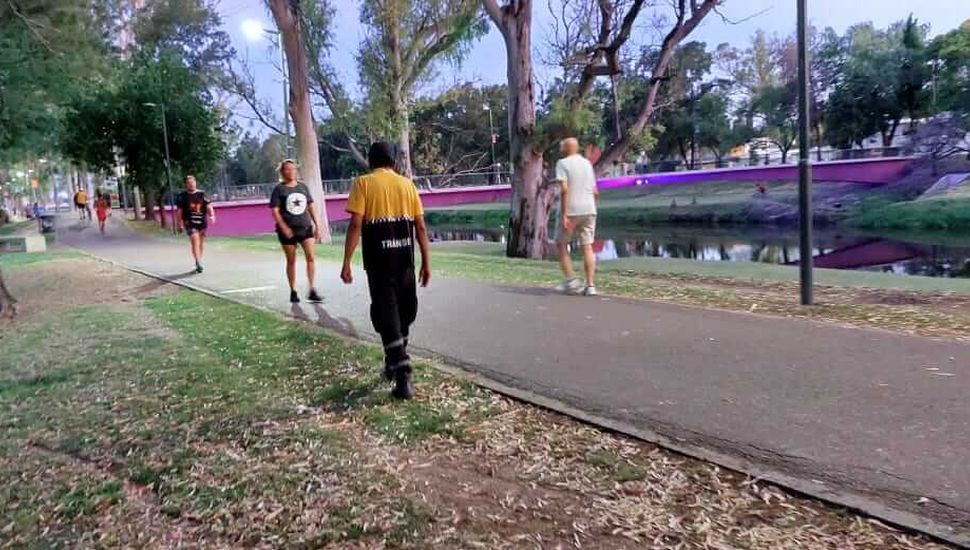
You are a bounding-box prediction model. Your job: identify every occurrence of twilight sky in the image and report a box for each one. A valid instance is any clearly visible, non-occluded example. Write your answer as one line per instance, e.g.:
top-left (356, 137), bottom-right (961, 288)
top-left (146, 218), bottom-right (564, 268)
top-left (215, 0), bottom-right (970, 134)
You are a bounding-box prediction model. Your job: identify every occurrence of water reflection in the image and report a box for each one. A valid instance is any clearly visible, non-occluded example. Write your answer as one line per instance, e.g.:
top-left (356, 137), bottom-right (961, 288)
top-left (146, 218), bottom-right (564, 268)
top-left (427, 226), bottom-right (970, 279)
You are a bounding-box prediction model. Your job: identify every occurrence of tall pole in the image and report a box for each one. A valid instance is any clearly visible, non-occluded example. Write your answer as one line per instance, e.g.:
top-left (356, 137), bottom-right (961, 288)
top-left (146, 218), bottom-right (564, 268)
top-left (485, 105), bottom-right (497, 171)
top-left (796, 0), bottom-right (814, 305)
top-left (159, 103), bottom-right (177, 235)
top-left (275, 32), bottom-right (292, 159)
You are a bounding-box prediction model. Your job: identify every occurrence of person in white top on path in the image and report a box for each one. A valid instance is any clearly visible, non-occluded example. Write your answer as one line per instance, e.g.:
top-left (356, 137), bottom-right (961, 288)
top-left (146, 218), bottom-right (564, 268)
top-left (554, 137), bottom-right (599, 296)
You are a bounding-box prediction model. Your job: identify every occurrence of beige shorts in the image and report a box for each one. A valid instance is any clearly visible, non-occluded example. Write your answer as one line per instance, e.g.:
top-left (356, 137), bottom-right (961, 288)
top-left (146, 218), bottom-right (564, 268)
top-left (558, 214), bottom-right (597, 246)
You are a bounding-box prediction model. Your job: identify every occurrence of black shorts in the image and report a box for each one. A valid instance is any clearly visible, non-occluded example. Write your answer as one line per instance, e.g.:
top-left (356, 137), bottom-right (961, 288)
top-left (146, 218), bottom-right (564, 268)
top-left (184, 224), bottom-right (207, 236)
top-left (276, 225), bottom-right (314, 246)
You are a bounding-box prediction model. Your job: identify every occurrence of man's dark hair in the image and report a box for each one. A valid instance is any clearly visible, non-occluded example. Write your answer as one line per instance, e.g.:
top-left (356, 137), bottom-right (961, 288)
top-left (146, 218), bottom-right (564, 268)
top-left (368, 142), bottom-right (396, 170)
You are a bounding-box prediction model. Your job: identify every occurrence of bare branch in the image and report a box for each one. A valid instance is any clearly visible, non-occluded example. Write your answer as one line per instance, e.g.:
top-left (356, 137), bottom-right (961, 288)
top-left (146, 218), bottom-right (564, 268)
top-left (224, 58), bottom-right (285, 135)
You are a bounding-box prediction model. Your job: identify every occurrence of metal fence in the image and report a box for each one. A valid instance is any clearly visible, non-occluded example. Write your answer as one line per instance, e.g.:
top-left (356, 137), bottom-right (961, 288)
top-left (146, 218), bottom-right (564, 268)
top-left (614, 146), bottom-right (904, 177)
top-left (213, 147), bottom-right (906, 201)
top-left (214, 171), bottom-right (513, 202)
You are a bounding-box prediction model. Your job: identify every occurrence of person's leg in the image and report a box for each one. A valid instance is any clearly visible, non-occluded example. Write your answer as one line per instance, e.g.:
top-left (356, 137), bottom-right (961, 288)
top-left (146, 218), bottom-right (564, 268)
top-left (198, 230), bottom-right (206, 262)
top-left (282, 244), bottom-right (297, 292)
top-left (582, 244), bottom-right (596, 286)
top-left (397, 266), bottom-right (418, 357)
top-left (367, 272), bottom-right (407, 382)
top-left (556, 218), bottom-right (581, 293)
top-left (189, 231), bottom-right (202, 266)
top-left (298, 237), bottom-right (318, 298)
top-left (577, 216), bottom-right (597, 294)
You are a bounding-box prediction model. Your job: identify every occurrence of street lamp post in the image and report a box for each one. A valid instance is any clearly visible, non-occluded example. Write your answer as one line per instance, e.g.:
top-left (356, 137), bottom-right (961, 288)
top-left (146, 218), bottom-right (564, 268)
top-left (143, 102), bottom-right (177, 235)
top-left (796, 0), bottom-right (814, 305)
top-left (483, 103), bottom-right (497, 173)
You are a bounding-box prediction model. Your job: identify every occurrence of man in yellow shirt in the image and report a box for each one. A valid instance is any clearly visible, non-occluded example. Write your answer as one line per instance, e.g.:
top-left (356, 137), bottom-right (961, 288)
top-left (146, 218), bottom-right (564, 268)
top-left (342, 142), bottom-right (431, 400)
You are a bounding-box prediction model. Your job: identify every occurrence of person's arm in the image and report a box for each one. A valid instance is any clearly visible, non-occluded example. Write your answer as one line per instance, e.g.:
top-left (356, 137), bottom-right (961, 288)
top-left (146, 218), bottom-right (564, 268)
top-left (307, 201), bottom-right (322, 241)
top-left (341, 213), bottom-right (363, 284)
top-left (559, 180), bottom-right (572, 230)
top-left (555, 160), bottom-right (572, 230)
top-left (174, 201), bottom-right (185, 232)
top-left (415, 215), bottom-right (431, 287)
top-left (207, 201), bottom-right (216, 225)
top-left (271, 207), bottom-right (293, 238)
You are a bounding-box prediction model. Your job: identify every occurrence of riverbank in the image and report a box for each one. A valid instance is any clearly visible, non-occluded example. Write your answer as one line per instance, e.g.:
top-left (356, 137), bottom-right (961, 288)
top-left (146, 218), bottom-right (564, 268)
top-left (1, 253), bottom-right (948, 548)
top-left (425, 180), bottom-right (874, 228)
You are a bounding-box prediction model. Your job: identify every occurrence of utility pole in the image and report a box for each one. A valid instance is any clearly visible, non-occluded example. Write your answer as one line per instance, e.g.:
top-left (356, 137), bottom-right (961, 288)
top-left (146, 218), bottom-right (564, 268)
top-left (483, 103), bottom-right (497, 173)
top-left (144, 102), bottom-right (177, 235)
top-left (796, 0), bottom-right (814, 305)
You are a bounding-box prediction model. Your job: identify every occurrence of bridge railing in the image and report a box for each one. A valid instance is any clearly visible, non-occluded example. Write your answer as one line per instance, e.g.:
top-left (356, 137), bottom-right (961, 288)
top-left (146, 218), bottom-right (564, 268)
top-left (213, 171), bottom-right (513, 202)
top-left (615, 147), bottom-right (904, 176)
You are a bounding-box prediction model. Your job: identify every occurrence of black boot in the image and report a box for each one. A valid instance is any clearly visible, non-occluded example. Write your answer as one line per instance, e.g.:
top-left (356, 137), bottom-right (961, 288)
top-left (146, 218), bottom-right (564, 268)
top-left (391, 365), bottom-right (414, 400)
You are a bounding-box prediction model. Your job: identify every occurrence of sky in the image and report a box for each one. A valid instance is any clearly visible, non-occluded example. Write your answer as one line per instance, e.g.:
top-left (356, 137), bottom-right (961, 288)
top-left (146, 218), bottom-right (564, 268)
top-left (216, 0), bottom-right (970, 134)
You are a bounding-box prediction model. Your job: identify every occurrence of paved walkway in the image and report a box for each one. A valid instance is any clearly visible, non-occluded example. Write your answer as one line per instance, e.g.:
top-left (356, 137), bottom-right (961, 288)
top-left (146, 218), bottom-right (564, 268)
top-left (59, 215), bottom-right (970, 544)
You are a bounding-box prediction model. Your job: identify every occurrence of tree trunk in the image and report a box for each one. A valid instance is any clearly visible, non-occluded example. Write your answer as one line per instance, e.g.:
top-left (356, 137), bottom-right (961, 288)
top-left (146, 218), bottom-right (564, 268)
top-left (0, 268), bottom-right (17, 319)
top-left (268, 0), bottom-right (332, 244)
top-left (143, 188), bottom-right (156, 222)
top-left (398, 112), bottom-right (414, 178)
top-left (486, 0), bottom-right (550, 259)
top-left (158, 189), bottom-right (168, 229)
top-left (132, 185), bottom-right (142, 220)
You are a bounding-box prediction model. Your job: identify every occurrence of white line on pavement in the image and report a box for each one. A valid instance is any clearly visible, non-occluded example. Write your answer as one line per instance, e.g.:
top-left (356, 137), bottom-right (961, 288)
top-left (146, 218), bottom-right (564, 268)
top-left (221, 286), bottom-right (276, 295)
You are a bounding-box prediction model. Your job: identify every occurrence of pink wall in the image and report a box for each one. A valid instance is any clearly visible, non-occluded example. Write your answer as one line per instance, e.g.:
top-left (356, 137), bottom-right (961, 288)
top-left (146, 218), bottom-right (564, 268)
top-left (205, 185), bottom-right (513, 237)
top-left (204, 157), bottom-right (913, 237)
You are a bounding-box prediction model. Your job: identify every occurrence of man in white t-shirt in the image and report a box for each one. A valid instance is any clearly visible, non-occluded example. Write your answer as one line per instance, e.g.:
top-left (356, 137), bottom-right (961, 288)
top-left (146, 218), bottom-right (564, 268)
top-left (554, 137), bottom-right (599, 296)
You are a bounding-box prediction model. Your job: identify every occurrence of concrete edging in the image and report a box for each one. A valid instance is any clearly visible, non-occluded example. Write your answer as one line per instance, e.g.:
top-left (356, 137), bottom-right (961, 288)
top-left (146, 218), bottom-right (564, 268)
top-left (75, 247), bottom-right (968, 549)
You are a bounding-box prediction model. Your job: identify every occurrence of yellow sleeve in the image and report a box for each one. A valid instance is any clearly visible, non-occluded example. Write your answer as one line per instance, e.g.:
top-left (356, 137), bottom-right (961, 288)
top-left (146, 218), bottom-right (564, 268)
top-left (409, 185), bottom-right (424, 217)
top-left (346, 178), bottom-right (366, 216)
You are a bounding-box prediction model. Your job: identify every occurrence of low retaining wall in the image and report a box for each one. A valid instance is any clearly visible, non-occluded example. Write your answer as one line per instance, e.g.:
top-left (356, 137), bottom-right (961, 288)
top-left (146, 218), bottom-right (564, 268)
top-left (199, 157), bottom-right (914, 237)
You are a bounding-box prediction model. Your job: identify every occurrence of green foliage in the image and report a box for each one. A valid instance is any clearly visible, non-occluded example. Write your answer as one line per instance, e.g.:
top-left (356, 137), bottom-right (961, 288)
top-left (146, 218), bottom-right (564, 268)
top-left (752, 83), bottom-right (798, 161)
top-left (824, 19), bottom-right (930, 148)
top-left (928, 19), bottom-right (970, 126)
top-left (225, 133), bottom-right (285, 184)
top-left (0, 0), bottom-right (112, 160)
top-left (61, 52), bottom-right (224, 197)
top-left (357, 0), bottom-right (487, 144)
top-left (410, 83), bottom-right (510, 174)
top-left (133, 0), bottom-right (233, 87)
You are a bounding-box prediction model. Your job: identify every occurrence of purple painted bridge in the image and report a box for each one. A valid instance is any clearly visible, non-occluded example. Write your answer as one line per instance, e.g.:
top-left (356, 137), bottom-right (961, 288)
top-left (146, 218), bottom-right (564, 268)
top-left (205, 157), bottom-right (913, 237)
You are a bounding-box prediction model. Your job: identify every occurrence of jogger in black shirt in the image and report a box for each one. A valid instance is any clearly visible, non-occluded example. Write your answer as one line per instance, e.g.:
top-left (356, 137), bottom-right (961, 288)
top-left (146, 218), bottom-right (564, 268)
top-left (175, 175), bottom-right (215, 273)
top-left (341, 142), bottom-right (431, 399)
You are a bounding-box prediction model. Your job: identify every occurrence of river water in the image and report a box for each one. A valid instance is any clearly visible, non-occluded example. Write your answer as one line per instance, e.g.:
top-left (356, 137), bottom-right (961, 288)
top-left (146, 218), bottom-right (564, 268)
top-left (427, 225), bottom-right (970, 278)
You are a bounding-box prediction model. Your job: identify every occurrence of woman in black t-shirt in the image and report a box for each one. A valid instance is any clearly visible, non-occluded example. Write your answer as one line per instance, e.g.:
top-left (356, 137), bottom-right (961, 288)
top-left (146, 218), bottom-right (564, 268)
top-left (269, 160), bottom-right (324, 304)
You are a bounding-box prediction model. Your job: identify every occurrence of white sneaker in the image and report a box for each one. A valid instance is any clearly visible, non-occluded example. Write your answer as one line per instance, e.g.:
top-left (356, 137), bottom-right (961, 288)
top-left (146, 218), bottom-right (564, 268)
top-left (583, 286), bottom-right (598, 296)
top-left (556, 278), bottom-right (582, 294)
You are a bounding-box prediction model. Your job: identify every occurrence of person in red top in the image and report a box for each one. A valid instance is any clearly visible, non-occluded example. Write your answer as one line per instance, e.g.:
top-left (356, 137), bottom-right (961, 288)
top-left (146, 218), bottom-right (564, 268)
top-left (95, 194), bottom-right (110, 234)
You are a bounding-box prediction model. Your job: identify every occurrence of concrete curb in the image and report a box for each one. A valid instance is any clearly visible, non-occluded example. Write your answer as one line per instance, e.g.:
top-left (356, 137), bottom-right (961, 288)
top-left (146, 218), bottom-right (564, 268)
top-left (75, 247), bottom-right (968, 549)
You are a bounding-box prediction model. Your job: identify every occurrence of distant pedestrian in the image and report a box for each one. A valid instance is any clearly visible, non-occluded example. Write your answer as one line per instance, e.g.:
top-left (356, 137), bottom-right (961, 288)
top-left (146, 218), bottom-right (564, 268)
top-left (175, 175), bottom-right (215, 273)
top-left (270, 160), bottom-right (323, 303)
top-left (73, 188), bottom-right (89, 221)
top-left (341, 142), bottom-right (431, 400)
top-left (554, 137), bottom-right (599, 296)
top-left (95, 195), bottom-right (110, 234)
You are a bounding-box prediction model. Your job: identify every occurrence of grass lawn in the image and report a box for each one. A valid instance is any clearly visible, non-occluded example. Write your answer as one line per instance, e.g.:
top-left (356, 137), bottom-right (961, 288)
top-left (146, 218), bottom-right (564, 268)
top-left (0, 255), bottom-right (946, 548)
top-left (0, 220), bottom-right (32, 236)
